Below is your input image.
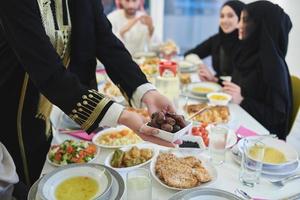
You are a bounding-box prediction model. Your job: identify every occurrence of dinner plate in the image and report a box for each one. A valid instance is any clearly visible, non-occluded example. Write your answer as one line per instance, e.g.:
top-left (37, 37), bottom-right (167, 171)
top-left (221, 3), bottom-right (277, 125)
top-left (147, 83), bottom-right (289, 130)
top-left (133, 51), bottom-right (157, 58)
top-left (28, 164), bottom-right (125, 200)
top-left (150, 148), bottom-right (217, 191)
top-left (180, 66), bottom-right (198, 73)
top-left (37, 164), bottom-right (112, 200)
top-left (237, 136), bottom-right (299, 168)
top-left (98, 82), bottom-right (125, 104)
top-left (186, 126), bottom-right (237, 149)
top-left (168, 188), bottom-right (243, 200)
top-left (46, 142), bottom-right (100, 167)
top-left (178, 60), bottom-right (198, 73)
top-left (188, 82), bottom-right (222, 97)
top-left (104, 143), bottom-right (159, 172)
top-left (231, 145), bottom-right (300, 176)
top-left (92, 125), bottom-right (143, 149)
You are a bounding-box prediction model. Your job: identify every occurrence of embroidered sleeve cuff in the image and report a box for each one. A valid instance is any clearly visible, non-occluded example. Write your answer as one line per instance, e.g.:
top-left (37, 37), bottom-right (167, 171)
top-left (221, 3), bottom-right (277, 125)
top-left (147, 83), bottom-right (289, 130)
top-left (131, 83), bottom-right (156, 108)
top-left (99, 102), bottom-right (124, 127)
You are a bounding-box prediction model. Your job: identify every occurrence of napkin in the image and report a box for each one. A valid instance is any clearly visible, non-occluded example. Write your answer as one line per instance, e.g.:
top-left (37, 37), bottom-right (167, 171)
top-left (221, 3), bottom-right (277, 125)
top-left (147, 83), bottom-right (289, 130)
top-left (235, 125), bottom-right (257, 138)
top-left (60, 130), bottom-right (95, 141)
top-left (0, 142), bottom-right (19, 198)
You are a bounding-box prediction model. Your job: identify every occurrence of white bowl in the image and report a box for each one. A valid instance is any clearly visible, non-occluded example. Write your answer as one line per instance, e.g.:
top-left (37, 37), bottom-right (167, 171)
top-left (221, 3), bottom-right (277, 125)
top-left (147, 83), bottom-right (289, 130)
top-left (237, 136), bottom-right (299, 168)
top-left (104, 143), bottom-right (159, 172)
top-left (188, 82), bottom-right (222, 97)
top-left (207, 92), bottom-right (232, 106)
top-left (37, 164), bottom-right (112, 200)
top-left (146, 121), bottom-right (192, 143)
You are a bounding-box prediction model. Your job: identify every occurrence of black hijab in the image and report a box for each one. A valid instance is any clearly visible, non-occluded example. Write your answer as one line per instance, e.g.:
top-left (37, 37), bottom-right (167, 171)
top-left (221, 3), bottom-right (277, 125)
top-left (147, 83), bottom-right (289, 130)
top-left (234, 1), bottom-right (292, 138)
top-left (218, 1), bottom-right (245, 75)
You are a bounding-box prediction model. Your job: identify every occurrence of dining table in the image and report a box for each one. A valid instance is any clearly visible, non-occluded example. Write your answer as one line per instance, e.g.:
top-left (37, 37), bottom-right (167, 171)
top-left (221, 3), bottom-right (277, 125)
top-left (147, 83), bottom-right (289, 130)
top-left (36, 69), bottom-right (300, 200)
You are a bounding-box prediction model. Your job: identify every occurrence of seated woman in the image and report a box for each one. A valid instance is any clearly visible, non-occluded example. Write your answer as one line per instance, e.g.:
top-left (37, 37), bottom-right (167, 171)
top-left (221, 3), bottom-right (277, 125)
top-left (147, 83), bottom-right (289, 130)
top-left (223, 1), bottom-right (293, 139)
top-left (184, 0), bottom-right (245, 82)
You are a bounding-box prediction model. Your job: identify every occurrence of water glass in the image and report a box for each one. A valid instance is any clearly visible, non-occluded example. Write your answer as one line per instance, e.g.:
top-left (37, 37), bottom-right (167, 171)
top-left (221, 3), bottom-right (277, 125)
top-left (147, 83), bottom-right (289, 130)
top-left (127, 168), bottom-right (152, 200)
top-left (208, 125), bottom-right (228, 165)
top-left (239, 138), bottom-right (265, 187)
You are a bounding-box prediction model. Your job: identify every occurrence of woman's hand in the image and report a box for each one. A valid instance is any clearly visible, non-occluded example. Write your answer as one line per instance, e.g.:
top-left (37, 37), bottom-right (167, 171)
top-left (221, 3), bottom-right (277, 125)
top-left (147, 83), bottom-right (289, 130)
top-left (222, 81), bottom-right (244, 104)
top-left (141, 90), bottom-right (175, 115)
top-left (198, 64), bottom-right (218, 82)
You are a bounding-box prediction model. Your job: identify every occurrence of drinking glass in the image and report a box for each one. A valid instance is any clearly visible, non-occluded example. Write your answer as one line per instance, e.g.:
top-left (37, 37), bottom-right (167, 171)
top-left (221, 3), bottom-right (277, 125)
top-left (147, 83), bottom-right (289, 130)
top-left (127, 168), bottom-right (152, 200)
top-left (239, 138), bottom-right (265, 187)
top-left (208, 125), bottom-right (228, 165)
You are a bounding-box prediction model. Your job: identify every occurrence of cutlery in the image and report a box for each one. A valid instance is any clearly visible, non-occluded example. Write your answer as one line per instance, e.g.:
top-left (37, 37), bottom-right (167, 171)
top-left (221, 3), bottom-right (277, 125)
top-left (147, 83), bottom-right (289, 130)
top-left (235, 189), bottom-right (267, 200)
top-left (269, 174), bottom-right (300, 187)
top-left (187, 105), bottom-right (211, 121)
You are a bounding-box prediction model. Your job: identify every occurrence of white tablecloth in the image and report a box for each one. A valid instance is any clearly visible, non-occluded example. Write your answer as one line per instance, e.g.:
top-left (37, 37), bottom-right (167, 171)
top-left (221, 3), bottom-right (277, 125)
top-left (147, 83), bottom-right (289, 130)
top-left (41, 103), bottom-right (300, 200)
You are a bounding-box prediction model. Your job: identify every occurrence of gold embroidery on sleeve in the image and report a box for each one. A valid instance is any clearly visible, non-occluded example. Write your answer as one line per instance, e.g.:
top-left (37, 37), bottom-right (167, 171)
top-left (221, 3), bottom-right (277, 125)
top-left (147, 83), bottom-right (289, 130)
top-left (69, 89), bottom-right (111, 131)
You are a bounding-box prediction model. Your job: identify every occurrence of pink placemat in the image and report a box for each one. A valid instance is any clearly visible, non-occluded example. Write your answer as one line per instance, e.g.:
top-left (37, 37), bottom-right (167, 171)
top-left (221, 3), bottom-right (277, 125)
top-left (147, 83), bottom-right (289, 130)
top-left (235, 125), bottom-right (257, 138)
top-left (59, 129), bottom-right (95, 141)
top-left (68, 132), bottom-right (95, 141)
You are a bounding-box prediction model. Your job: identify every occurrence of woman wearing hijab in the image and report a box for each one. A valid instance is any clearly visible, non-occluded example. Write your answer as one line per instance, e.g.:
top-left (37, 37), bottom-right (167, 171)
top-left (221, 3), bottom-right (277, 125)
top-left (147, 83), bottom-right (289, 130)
top-left (184, 0), bottom-right (245, 82)
top-left (223, 1), bottom-right (293, 139)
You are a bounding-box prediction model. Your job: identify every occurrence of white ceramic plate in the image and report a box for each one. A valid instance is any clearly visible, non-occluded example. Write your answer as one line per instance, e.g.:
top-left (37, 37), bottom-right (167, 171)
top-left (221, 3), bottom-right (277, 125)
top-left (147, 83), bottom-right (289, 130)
top-left (150, 149), bottom-right (217, 191)
top-left (237, 136), bottom-right (299, 168)
top-left (46, 144), bottom-right (100, 167)
top-left (104, 143), bottom-right (159, 172)
top-left (28, 164), bottom-right (125, 200)
top-left (231, 146), bottom-right (299, 176)
top-left (37, 164), bottom-right (112, 200)
top-left (133, 51), bottom-right (157, 58)
top-left (92, 125), bottom-right (143, 149)
top-left (188, 82), bottom-right (222, 97)
top-left (188, 123), bottom-right (237, 149)
top-left (169, 188), bottom-right (243, 200)
top-left (179, 60), bottom-right (198, 73)
top-left (98, 83), bottom-right (125, 103)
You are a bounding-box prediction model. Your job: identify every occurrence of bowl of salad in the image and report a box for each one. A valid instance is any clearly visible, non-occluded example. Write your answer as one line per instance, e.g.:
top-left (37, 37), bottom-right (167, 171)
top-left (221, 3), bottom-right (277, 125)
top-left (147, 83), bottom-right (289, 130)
top-left (47, 140), bottom-right (99, 166)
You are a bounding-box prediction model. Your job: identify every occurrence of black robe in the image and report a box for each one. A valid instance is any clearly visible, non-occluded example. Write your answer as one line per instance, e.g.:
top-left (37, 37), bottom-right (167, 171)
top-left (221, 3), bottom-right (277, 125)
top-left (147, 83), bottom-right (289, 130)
top-left (232, 1), bottom-right (293, 140)
top-left (0, 0), bottom-right (148, 185)
top-left (184, 30), bottom-right (240, 77)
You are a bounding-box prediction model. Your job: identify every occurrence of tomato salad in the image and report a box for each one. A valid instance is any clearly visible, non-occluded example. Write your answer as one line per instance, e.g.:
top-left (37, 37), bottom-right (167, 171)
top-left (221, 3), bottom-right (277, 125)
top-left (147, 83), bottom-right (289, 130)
top-left (48, 140), bottom-right (97, 165)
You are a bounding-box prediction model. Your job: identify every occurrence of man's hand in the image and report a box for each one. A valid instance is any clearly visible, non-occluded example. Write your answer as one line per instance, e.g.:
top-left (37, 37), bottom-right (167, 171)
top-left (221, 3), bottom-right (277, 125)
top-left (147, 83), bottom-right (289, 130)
top-left (141, 90), bottom-right (175, 115)
top-left (222, 81), bottom-right (244, 104)
top-left (139, 15), bottom-right (154, 36)
top-left (117, 109), bottom-right (175, 147)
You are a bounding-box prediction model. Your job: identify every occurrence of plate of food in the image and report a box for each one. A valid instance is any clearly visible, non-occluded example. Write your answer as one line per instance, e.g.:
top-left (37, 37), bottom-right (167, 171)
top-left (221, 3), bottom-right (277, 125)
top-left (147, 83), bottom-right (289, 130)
top-left (183, 123), bottom-right (237, 150)
top-left (98, 80), bottom-right (124, 103)
top-left (126, 107), bottom-right (150, 121)
top-left (37, 164), bottom-right (112, 200)
top-left (92, 125), bottom-right (143, 148)
top-left (237, 136), bottom-right (299, 168)
top-left (185, 103), bottom-right (230, 124)
top-left (104, 143), bottom-right (158, 172)
top-left (47, 140), bottom-right (99, 167)
top-left (150, 149), bottom-right (217, 191)
top-left (188, 82), bottom-right (222, 97)
top-left (231, 145), bottom-right (299, 176)
top-left (178, 60), bottom-right (198, 73)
